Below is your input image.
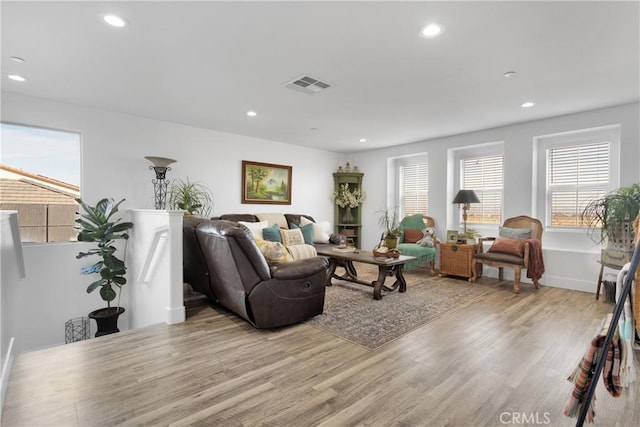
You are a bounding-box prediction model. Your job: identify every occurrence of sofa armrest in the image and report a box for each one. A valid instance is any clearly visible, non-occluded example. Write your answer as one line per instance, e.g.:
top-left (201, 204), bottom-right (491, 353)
top-left (270, 257), bottom-right (328, 280)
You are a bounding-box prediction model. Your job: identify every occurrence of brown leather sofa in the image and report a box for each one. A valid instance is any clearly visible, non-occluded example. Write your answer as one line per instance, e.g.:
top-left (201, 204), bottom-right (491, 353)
top-left (183, 216), bottom-right (328, 328)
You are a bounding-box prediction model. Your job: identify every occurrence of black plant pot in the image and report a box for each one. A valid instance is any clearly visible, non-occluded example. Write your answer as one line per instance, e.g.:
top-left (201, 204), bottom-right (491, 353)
top-left (88, 307), bottom-right (125, 337)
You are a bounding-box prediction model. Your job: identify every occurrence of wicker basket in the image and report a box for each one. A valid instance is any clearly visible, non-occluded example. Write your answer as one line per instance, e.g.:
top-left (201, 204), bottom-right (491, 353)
top-left (373, 248), bottom-right (400, 258)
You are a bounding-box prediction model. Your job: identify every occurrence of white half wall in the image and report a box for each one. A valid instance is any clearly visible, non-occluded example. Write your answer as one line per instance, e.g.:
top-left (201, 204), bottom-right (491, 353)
top-left (128, 210), bottom-right (185, 329)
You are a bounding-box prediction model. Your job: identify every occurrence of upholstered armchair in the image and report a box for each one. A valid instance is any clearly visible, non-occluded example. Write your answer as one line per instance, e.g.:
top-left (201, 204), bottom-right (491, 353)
top-left (470, 215), bottom-right (544, 294)
top-left (183, 217), bottom-right (328, 328)
top-left (395, 214), bottom-right (438, 273)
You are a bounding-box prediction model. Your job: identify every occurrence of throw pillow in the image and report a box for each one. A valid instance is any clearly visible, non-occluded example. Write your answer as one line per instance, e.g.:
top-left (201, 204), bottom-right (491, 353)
top-left (403, 228), bottom-right (423, 244)
top-left (488, 237), bottom-right (526, 257)
top-left (280, 228), bottom-right (305, 246)
top-left (256, 213), bottom-right (289, 229)
top-left (262, 223), bottom-right (283, 243)
top-left (292, 223), bottom-right (314, 245)
top-left (238, 220), bottom-right (268, 240)
top-left (300, 216), bottom-right (331, 243)
top-left (254, 239), bottom-right (292, 265)
top-left (399, 214), bottom-right (426, 243)
top-left (499, 226), bottom-right (532, 239)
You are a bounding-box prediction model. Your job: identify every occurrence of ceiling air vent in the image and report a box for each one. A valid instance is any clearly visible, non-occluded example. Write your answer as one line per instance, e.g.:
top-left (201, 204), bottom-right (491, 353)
top-left (283, 75), bottom-right (331, 94)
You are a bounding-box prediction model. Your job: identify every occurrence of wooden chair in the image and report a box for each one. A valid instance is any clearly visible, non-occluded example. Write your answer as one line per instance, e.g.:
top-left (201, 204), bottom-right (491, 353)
top-left (470, 215), bottom-right (543, 293)
top-left (396, 214), bottom-right (438, 274)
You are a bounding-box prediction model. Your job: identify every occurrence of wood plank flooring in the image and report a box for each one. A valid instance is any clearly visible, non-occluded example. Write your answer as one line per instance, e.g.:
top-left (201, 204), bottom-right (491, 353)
top-left (2, 273), bottom-right (638, 426)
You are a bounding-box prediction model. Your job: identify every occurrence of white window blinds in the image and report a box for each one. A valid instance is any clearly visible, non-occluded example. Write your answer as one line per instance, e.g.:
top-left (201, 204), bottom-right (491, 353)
top-left (547, 142), bottom-right (610, 227)
top-left (400, 162), bottom-right (428, 217)
top-left (462, 155), bottom-right (503, 224)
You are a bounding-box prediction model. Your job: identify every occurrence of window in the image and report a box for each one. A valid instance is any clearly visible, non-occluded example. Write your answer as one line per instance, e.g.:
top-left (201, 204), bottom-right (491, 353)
top-left (0, 122), bottom-right (81, 242)
top-left (461, 155), bottom-right (504, 224)
top-left (547, 142), bottom-right (610, 227)
top-left (399, 162), bottom-right (428, 217)
top-left (534, 124), bottom-right (619, 229)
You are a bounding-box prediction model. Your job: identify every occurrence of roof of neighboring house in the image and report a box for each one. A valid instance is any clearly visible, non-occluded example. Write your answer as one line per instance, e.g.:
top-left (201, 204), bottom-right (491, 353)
top-left (0, 179), bottom-right (78, 204)
top-left (0, 164), bottom-right (79, 205)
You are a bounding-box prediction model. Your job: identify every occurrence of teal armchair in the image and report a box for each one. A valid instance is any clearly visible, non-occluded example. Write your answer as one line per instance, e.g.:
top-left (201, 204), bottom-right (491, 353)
top-left (396, 214), bottom-right (438, 273)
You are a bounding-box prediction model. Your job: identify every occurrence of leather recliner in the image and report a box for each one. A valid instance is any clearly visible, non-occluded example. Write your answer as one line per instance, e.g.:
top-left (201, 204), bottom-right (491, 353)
top-left (183, 217), bottom-right (327, 328)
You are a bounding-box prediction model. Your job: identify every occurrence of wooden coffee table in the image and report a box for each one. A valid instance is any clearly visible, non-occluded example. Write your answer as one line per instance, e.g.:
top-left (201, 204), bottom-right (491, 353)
top-left (315, 244), bottom-right (416, 300)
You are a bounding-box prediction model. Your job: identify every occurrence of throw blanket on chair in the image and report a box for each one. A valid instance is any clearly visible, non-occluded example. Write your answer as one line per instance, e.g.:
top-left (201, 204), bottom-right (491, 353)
top-left (525, 239), bottom-right (544, 282)
top-left (564, 314), bottom-right (622, 422)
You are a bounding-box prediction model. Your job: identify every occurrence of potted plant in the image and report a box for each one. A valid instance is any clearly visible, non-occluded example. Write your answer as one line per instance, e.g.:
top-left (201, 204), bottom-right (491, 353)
top-left (377, 206), bottom-right (401, 249)
top-left (76, 198), bottom-right (133, 337)
top-left (581, 183), bottom-right (640, 250)
top-left (168, 178), bottom-right (214, 218)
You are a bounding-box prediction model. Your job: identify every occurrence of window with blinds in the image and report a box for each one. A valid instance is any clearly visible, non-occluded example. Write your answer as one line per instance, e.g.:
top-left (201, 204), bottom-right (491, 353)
top-left (400, 162), bottom-right (428, 217)
top-left (461, 155), bottom-right (503, 224)
top-left (547, 142), bottom-right (610, 227)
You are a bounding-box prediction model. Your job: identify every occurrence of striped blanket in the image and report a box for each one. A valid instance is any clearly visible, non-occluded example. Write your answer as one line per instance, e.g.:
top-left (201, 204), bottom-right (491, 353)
top-left (564, 314), bottom-right (622, 422)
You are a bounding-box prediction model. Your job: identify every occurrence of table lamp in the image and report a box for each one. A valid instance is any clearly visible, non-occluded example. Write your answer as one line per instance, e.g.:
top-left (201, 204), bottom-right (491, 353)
top-left (452, 189), bottom-right (480, 236)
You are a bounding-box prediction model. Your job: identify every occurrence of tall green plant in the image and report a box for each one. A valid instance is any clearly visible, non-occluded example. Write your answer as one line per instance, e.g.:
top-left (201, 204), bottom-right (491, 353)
top-left (377, 206), bottom-right (401, 237)
top-left (76, 198), bottom-right (133, 309)
top-left (168, 178), bottom-right (213, 217)
top-left (581, 183), bottom-right (640, 245)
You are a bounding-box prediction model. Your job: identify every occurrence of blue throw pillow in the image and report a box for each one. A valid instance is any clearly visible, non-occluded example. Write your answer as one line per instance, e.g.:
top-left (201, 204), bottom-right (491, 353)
top-left (292, 223), bottom-right (314, 245)
top-left (499, 226), bottom-right (532, 239)
top-left (262, 223), bottom-right (282, 243)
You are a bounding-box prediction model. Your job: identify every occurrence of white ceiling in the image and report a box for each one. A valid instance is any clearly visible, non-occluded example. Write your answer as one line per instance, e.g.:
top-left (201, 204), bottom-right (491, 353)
top-left (2, 1), bottom-right (639, 153)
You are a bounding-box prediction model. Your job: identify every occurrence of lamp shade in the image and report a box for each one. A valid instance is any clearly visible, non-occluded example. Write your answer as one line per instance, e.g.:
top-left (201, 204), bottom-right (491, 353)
top-left (452, 189), bottom-right (480, 204)
top-left (145, 156), bottom-right (177, 168)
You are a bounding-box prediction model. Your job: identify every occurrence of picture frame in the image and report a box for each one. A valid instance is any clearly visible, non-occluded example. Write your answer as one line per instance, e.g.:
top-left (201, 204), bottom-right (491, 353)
top-left (242, 160), bottom-right (292, 205)
top-left (446, 230), bottom-right (459, 243)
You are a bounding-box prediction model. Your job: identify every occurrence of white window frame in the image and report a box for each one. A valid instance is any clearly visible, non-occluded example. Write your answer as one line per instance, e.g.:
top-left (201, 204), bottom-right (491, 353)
top-left (389, 153), bottom-right (429, 218)
top-left (451, 142), bottom-right (505, 230)
top-left (460, 154), bottom-right (504, 225)
top-left (534, 125), bottom-right (620, 231)
top-left (399, 161), bottom-right (429, 217)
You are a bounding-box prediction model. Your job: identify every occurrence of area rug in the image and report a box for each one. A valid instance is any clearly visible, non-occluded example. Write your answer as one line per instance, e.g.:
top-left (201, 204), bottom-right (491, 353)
top-left (306, 264), bottom-right (490, 350)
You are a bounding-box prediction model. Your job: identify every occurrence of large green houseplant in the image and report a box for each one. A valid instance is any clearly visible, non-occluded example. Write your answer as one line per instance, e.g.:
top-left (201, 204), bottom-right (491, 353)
top-left (167, 178), bottom-right (214, 217)
top-left (581, 183), bottom-right (640, 249)
top-left (76, 198), bottom-right (133, 337)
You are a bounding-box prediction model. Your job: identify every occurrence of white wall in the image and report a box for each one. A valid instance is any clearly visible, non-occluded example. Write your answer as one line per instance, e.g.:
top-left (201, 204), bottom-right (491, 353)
top-left (353, 102), bottom-right (640, 292)
top-left (0, 92), bottom-right (341, 354)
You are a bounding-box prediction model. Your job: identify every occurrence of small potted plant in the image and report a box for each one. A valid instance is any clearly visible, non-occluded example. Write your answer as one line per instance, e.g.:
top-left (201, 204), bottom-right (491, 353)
top-left (76, 198), bottom-right (133, 337)
top-left (168, 178), bottom-right (214, 218)
top-left (377, 206), bottom-right (401, 249)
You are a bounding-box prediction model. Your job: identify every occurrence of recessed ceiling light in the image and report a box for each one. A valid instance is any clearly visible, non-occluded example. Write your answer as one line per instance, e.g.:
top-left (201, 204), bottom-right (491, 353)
top-left (246, 111), bottom-right (257, 117)
top-left (503, 71), bottom-right (516, 78)
top-left (359, 138), bottom-right (367, 143)
top-left (8, 74), bottom-right (26, 82)
top-left (10, 56), bottom-right (25, 63)
top-left (521, 102), bottom-right (535, 108)
top-left (102, 14), bottom-right (128, 27)
top-left (419, 23), bottom-right (445, 38)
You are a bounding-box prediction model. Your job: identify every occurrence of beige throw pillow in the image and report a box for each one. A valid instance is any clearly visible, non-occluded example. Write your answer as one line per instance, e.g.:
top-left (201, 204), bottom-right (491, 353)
top-left (280, 228), bottom-right (305, 246)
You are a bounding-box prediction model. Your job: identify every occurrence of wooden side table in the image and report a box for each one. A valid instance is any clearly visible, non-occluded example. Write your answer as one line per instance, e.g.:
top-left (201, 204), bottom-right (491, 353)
top-left (439, 242), bottom-right (481, 279)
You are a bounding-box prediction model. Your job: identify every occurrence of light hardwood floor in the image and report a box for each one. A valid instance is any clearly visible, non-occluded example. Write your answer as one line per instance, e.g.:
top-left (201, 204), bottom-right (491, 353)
top-left (2, 273), bottom-right (638, 427)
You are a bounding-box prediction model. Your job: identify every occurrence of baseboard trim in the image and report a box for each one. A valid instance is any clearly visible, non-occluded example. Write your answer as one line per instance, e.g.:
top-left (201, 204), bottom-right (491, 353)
top-left (1, 337), bottom-right (15, 422)
top-left (166, 305), bottom-right (185, 325)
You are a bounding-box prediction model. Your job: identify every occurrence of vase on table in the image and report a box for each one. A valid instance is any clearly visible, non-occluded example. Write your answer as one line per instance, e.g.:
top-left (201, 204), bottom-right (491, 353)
top-left (342, 206), bottom-right (354, 223)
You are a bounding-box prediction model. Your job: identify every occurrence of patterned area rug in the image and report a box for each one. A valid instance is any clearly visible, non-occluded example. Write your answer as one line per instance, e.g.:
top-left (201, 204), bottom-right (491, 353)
top-left (306, 264), bottom-right (490, 350)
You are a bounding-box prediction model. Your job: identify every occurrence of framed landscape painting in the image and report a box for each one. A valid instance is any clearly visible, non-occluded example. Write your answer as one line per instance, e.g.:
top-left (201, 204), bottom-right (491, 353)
top-left (242, 160), bottom-right (292, 205)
